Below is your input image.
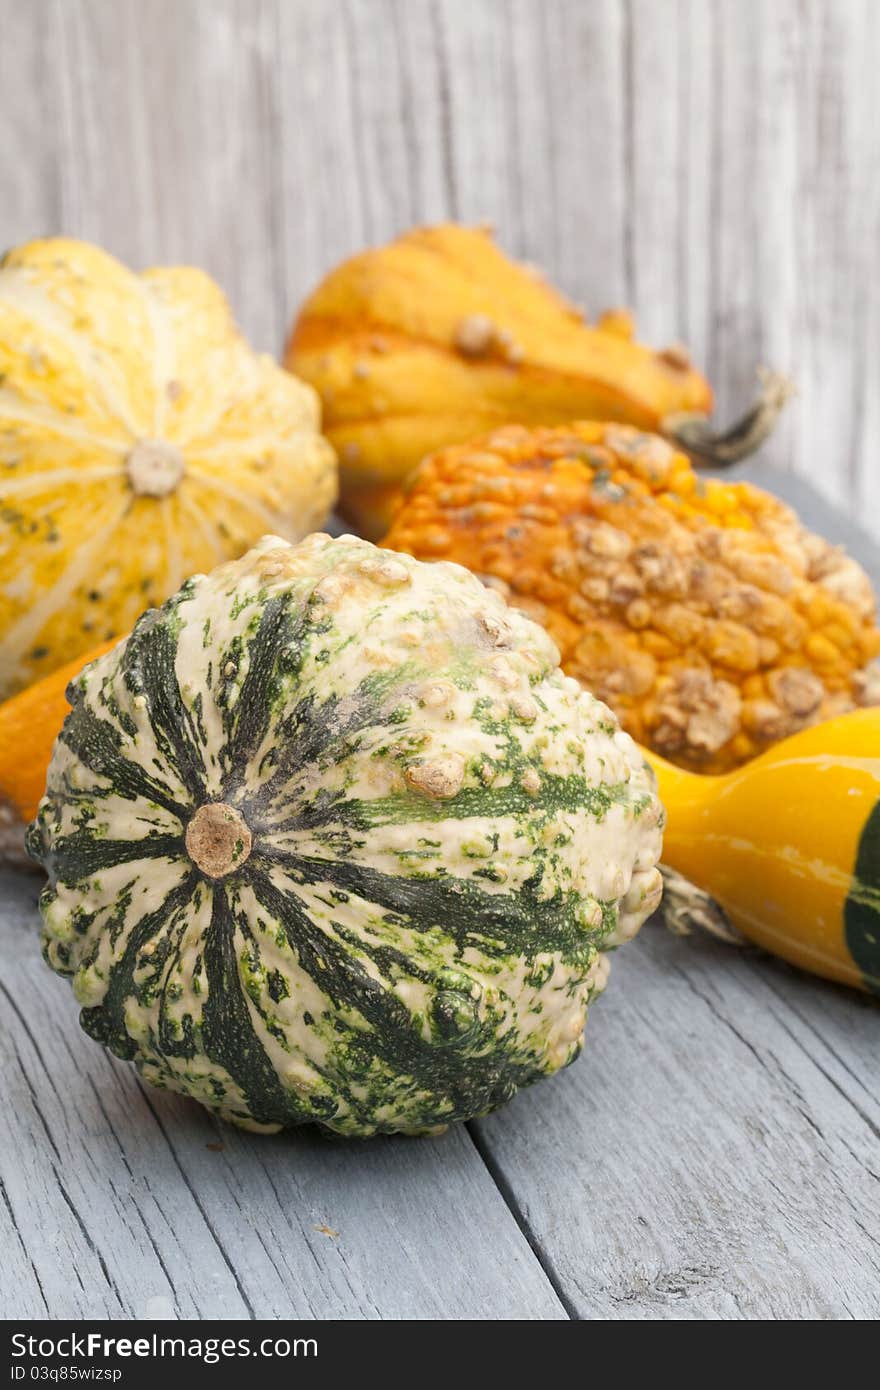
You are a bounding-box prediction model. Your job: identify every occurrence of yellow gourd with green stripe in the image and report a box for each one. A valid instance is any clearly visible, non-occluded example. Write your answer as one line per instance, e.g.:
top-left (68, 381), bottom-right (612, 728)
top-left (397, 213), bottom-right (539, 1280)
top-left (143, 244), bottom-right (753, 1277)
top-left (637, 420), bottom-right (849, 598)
top-left (646, 708), bottom-right (880, 992)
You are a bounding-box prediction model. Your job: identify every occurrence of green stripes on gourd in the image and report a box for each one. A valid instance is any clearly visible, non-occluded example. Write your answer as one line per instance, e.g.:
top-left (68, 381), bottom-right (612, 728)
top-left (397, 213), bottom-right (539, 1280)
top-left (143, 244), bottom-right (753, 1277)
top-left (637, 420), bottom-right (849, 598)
top-left (30, 534), bottom-right (664, 1136)
top-left (844, 798), bottom-right (880, 995)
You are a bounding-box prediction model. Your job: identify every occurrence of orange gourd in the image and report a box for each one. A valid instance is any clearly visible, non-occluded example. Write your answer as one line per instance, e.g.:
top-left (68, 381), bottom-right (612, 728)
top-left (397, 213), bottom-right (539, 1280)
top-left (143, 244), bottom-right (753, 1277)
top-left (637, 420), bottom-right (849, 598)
top-left (0, 640), bottom-right (116, 831)
top-left (287, 222), bottom-right (788, 538)
top-left (384, 422), bottom-right (880, 773)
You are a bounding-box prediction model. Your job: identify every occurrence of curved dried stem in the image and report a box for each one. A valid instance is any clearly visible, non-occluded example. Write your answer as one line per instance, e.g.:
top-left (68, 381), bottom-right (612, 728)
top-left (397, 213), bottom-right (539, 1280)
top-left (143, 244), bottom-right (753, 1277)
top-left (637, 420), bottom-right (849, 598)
top-left (652, 864), bottom-right (749, 946)
top-left (662, 367), bottom-right (796, 467)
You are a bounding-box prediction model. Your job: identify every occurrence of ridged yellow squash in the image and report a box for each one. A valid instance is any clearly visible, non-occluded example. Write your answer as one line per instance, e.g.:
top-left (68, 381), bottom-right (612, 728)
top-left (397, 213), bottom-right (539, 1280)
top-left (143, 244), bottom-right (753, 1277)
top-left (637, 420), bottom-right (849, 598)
top-left (0, 238), bottom-right (337, 698)
top-left (287, 224), bottom-right (790, 540)
top-left (286, 224), bottom-right (714, 538)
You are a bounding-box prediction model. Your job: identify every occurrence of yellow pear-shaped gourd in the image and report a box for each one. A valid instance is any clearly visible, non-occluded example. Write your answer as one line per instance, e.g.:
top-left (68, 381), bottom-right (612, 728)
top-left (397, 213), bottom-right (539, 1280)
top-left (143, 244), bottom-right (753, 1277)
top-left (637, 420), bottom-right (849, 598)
top-left (0, 238), bottom-right (337, 697)
top-left (646, 708), bottom-right (880, 992)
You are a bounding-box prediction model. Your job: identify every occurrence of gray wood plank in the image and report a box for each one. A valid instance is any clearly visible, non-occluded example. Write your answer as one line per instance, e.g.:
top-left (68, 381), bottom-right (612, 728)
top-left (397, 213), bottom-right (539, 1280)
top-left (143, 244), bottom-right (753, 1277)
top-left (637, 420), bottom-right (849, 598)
top-left (471, 926), bottom-right (880, 1320)
top-left (0, 871), bottom-right (565, 1320)
top-left (0, 0), bottom-right (59, 243)
top-left (45, 0), bottom-right (286, 354)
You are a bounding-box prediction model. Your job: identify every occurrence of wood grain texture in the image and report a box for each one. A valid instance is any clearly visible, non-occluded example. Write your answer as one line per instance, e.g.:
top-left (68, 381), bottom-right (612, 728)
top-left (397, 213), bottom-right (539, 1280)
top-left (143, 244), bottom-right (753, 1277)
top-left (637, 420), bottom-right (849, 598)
top-left (0, 0), bottom-right (877, 528)
top-left (471, 925), bottom-right (880, 1319)
top-left (0, 868), bottom-right (566, 1320)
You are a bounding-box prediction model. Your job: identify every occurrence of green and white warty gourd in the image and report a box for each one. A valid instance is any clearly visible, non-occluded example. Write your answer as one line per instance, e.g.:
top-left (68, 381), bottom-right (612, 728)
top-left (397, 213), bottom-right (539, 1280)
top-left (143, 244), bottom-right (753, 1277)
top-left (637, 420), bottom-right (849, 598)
top-left (30, 533), bottom-right (664, 1136)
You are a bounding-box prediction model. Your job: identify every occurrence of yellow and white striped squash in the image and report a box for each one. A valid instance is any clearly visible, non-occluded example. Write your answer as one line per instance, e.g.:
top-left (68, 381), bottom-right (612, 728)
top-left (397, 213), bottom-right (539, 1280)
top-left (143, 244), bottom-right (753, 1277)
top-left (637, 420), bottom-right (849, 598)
top-left (0, 237), bottom-right (337, 698)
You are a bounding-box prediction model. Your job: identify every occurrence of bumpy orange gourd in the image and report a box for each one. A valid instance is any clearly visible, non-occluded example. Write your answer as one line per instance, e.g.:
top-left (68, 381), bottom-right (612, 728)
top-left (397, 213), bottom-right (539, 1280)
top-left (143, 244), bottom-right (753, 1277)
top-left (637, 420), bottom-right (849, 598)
top-left (286, 223), bottom-right (720, 538)
top-left (0, 238), bottom-right (337, 697)
top-left (384, 421), bottom-right (880, 773)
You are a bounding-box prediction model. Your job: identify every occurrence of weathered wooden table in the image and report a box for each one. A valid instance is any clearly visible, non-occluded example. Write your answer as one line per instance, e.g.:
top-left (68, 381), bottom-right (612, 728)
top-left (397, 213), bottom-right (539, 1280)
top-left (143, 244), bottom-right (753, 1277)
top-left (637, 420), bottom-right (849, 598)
top-left (2, 465), bottom-right (878, 1321)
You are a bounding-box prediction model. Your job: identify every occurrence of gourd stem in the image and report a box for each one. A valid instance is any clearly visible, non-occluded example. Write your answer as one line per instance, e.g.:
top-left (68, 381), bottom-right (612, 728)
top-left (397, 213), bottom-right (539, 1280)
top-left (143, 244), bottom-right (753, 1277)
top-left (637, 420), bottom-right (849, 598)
top-left (652, 864), bottom-right (748, 946)
top-left (185, 802), bottom-right (252, 878)
top-left (662, 368), bottom-right (796, 467)
top-left (126, 439), bottom-right (185, 498)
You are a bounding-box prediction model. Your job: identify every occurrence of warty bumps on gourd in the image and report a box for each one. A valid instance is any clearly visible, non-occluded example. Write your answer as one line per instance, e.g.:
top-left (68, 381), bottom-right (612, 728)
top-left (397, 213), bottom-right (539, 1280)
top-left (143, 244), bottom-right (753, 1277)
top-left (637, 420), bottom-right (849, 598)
top-left (29, 533), bottom-right (663, 1137)
top-left (0, 237), bottom-right (337, 698)
top-left (384, 422), bottom-right (880, 773)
